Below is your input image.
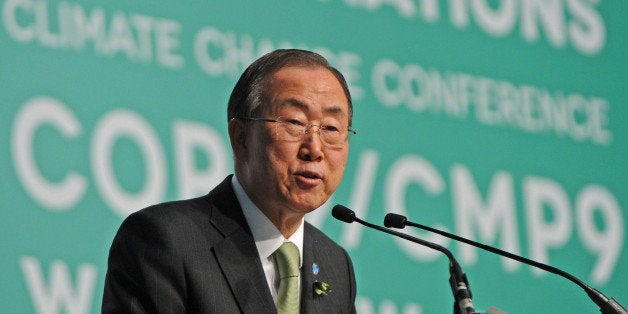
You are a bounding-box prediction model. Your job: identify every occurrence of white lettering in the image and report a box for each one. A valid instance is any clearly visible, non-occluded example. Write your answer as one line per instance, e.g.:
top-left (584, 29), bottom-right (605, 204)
top-left (21, 256), bottom-right (97, 314)
top-left (371, 59), bottom-right (613, 145)
top-left (576, 185), bottom-right (623, 284)
top-left (567, 0), bottom-right (605, 55)
top-left (193, 26), bottom-right (257, 77)
top-left (12, 97), bottom-right (87, 210)
top-left (2, 0), bottom-right (184, 68)
top-left (173, 120), bottom-right (228, 199)
top-left (372, 59), bottom-right (404, 108)
top-left (3, 0), bottom-right (36, 42)
top-left (385, 155), bottom-right (448, 261)
top-left (70, 4), bottom-right (108, 53)
top-left (316, 49), bottom-right (364, 100)
top-left (524, 176), bottom-right (572, 276)
top-left (340, 150), bottom-right (380, 249)
top-left (155, 18), bottom-right (184, 69)
top-left (92, 109), bottom-right (166, 217)
top-left (451, 165), bottom-right (521, 271)
top-left (521, 0), bottom-right (566, 48)
top-left (337, 0), bottom-right (606, 55)
top-left (471, 0), bottom-right (517, 36)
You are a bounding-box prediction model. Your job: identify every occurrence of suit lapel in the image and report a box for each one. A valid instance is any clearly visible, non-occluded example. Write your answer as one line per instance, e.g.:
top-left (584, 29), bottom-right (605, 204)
top-left (213, 228), bottom-right (275, 313)
top-left (301, 229), bottom-right (317, 312)
top-left (207, 177), bottom-right (276, 313)
top-left (301, 223), bottom-right (355, 314)
top-left (301, 224), bottom-right (328, 313)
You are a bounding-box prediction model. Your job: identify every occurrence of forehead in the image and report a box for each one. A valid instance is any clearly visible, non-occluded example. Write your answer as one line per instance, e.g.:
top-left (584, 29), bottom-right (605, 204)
top-left (264, 66), bottom-right (349, 117)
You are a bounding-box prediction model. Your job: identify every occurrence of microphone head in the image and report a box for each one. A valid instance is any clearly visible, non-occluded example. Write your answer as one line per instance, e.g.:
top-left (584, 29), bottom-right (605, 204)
top-left (332, 205), bottom-right (356, 223)
top-left (384, 213), bottom-right (407, 228)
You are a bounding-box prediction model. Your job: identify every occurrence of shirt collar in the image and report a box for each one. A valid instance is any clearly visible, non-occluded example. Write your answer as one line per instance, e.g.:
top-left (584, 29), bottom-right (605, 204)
top-left (231, 175), bottom-right (304, 266)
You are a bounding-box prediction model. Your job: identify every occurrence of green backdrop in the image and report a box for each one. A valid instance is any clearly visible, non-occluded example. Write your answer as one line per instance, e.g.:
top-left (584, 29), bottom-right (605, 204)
top-left (2, 0), bottom-right (626, 313)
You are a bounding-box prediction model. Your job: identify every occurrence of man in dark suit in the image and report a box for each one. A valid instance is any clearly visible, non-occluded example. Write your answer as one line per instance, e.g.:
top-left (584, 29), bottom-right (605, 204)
top-left (102, 49), bottom-right (357, 313)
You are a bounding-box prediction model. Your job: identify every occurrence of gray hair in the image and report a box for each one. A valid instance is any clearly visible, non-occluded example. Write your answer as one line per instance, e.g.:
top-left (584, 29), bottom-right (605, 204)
top-left (227, 49), bottom-right (353, 125)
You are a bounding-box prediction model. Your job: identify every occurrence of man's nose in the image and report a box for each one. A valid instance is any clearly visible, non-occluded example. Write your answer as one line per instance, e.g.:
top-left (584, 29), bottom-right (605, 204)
top-left (299, 126), bottom-right (324, 161)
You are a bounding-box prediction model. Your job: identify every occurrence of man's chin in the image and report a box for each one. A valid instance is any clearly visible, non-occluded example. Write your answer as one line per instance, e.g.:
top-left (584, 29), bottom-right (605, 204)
top-left (288, 196), bottom-right (328, 213)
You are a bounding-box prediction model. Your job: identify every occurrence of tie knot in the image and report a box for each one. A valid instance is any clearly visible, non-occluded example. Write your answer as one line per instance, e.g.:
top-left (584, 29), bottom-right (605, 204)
top-left (275, 242), bottom-right (300, 278)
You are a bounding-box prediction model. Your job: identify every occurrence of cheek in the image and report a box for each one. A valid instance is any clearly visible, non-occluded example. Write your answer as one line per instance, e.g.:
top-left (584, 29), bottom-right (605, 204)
top-left (249, 130), bottom-right (287, 168)
top-left (327, 151), bottom-right (349, 184)
top-left (262, 144), bottom-right (296, 176)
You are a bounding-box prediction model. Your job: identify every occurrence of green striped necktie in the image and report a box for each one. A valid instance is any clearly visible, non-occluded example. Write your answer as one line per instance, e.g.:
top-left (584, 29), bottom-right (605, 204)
top-left (274, 242), bottom-right (300, 313)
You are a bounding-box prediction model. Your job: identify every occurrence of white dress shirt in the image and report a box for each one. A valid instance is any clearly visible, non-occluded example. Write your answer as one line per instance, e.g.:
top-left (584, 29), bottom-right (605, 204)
top-left (231, 176), bottom-right (304, 304)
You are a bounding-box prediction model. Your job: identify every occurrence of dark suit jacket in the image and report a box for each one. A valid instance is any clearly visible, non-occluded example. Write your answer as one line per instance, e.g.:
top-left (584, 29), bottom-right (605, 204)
top-left (102, 175), bottom-right (356, 313)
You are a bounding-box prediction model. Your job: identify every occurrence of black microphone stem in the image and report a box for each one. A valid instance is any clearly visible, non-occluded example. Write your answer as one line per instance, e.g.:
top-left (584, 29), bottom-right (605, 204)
top-left (358, 219), bottom-right (475, 314)
top-left (332, 205), bottom-right (476, 314)
top-left (385, 213), bottom-right (627, 314)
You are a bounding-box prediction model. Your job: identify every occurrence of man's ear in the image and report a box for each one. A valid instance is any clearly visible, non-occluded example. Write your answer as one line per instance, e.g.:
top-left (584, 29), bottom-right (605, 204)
top-left (228, 118), bottom-right (247, 161)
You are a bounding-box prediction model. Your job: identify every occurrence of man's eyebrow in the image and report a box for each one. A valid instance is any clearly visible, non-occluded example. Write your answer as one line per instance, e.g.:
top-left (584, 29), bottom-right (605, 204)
top-left (279, 98), bottom-right (347, 116)
top-left (279, 98), bottom-right (308, 110)
top-left (323, 106), bottom-right (346, 116)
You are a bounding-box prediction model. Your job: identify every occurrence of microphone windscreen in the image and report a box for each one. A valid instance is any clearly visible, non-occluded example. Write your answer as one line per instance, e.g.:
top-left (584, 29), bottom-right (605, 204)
top-left (332, 205), bottom-right (356, 223)
top-left (384, 213), bottom-right (407, 228)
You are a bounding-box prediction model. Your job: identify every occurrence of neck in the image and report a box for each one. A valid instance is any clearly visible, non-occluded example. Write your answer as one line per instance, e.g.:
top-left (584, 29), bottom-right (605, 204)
top-left (259, 208), bottom-right (303, 238)
top-left (235, 171), bottom-right (306, 238)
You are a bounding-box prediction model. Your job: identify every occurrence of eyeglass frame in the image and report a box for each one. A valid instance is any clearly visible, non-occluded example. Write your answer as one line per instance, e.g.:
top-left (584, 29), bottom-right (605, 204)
top-left (238, 116), bottom-right (356, 148)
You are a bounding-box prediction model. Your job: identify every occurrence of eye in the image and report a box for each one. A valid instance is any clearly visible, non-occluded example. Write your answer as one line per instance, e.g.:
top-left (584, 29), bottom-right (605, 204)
top-left (284, 118), bottom-right (306, 126)
top-left (321, 119), bottom-right (343, 133)
top-left (321, 125), bottom-right (340, 132)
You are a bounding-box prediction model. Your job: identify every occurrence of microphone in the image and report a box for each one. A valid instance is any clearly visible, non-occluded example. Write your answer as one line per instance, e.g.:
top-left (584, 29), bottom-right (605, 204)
top-left (384, 213), bottom-right (627, 314)
top-left (332, 205), bottom-right (476, 314)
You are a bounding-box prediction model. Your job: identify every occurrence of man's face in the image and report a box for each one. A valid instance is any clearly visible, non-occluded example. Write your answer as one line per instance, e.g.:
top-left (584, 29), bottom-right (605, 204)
top-left (235, 66), bottom-right (351, 217)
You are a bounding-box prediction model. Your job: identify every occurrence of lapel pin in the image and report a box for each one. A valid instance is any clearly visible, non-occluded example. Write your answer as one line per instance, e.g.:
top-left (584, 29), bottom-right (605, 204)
top-left (312, 263), bottom-right (319, 275)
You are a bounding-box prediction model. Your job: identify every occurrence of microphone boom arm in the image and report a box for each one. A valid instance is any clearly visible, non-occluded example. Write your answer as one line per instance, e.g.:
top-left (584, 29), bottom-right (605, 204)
top-left (384, 213), bottom-right (627, 314)
top-left (333, 205), bottom-right (476, 314)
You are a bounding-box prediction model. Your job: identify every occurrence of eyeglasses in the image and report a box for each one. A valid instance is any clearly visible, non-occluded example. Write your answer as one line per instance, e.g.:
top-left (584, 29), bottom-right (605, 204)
top-left (241, 116), bottom-right (356, 148)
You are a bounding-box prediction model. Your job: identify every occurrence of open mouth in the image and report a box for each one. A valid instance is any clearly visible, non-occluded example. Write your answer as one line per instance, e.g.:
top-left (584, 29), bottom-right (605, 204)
top-left (300, 172), bottom-right (319, 179)
top-left (295, 171), bottom-right (322, 184)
